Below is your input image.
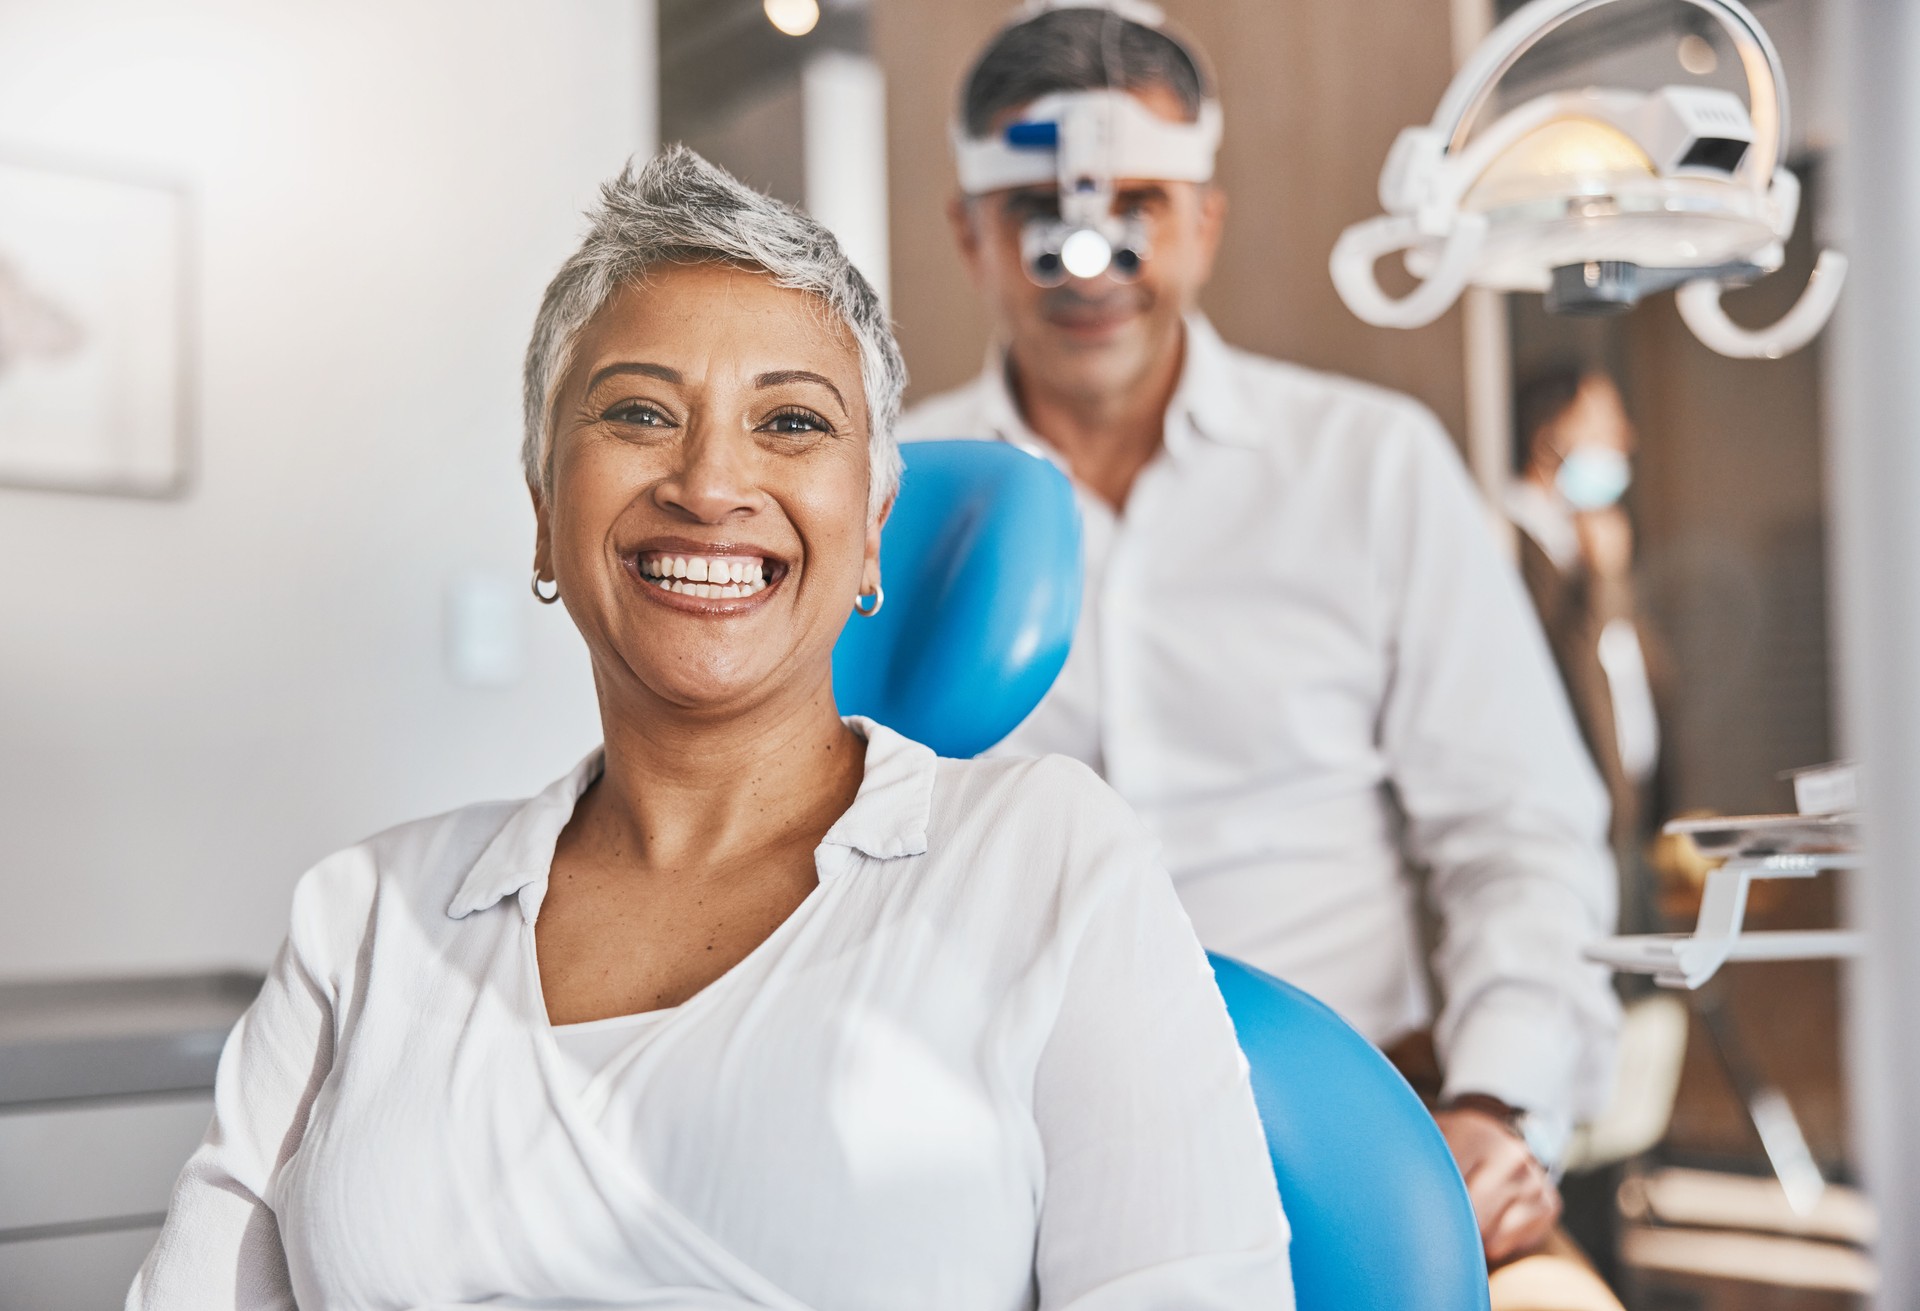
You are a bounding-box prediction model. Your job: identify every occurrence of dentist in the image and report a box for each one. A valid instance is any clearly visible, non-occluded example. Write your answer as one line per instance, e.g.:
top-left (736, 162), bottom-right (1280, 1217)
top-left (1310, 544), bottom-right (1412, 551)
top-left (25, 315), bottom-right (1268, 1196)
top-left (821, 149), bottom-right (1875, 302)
top-left (904, 0), bottom-right (1622, 1279)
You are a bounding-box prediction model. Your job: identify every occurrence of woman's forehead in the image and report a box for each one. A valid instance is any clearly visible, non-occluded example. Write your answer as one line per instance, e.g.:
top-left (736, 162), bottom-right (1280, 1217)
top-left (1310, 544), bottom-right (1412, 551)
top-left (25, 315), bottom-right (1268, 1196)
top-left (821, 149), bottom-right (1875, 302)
top-left (573, 263), bottom-right (860, 386)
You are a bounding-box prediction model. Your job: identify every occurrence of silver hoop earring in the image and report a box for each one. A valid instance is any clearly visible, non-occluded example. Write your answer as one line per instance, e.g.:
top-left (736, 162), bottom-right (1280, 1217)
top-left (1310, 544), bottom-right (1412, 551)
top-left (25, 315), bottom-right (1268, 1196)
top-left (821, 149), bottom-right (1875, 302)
top-left (531, 573), bottom-right (560, 605)
top-left (854, 585), bottom-right (884, 618)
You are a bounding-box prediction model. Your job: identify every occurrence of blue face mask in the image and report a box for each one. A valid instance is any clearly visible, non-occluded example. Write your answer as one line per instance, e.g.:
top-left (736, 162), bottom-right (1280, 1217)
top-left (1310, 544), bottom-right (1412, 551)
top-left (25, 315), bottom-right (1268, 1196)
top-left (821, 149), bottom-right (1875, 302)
top-left (1555, 447), bottom-right (1631, 510)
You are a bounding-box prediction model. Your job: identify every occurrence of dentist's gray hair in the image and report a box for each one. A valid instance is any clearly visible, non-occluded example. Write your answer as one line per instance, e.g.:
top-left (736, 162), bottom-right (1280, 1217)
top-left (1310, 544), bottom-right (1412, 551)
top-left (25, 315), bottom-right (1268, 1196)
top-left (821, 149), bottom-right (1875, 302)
top-left (521, 146), bottom-right (906, 518)
top-left (960, 6), bottom-right (1211, 136)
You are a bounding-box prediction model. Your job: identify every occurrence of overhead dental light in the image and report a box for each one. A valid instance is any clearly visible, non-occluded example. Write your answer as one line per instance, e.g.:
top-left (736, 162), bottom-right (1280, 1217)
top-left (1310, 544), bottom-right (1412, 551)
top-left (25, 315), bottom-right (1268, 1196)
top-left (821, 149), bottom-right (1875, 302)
top-left (951, 0), bottom-right (1222, 287)
top-left (1329, 0), bottom-right (1846, 359)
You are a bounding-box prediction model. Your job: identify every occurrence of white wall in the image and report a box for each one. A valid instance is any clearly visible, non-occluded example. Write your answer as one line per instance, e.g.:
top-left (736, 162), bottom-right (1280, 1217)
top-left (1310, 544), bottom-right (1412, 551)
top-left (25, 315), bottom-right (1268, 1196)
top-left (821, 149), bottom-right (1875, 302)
top-left (803, 52), bottom-right (891, 309)
top-left (0, 0), bottom-right (654, 980)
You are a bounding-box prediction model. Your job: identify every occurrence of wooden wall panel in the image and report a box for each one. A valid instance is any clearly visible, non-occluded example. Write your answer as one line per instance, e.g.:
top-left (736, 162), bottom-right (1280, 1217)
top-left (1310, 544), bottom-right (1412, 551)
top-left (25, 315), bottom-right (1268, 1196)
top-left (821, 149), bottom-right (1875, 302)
top-left (872, 0), bottom-right (1469, 438)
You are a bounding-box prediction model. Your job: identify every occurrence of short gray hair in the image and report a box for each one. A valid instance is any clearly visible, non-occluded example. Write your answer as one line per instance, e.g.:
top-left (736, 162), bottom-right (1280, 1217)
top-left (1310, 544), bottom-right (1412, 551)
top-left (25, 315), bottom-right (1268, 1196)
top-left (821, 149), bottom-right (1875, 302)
top-left (960, 8), bottom-right (1210, 136)
top-left (521, 146), bottom-right (906, 517)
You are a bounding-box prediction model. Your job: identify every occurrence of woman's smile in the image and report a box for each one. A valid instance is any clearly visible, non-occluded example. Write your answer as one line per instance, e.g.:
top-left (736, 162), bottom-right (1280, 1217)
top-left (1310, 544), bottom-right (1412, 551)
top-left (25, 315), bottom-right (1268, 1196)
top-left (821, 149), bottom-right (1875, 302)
top-left (624, 538), bottom-right (792, 613)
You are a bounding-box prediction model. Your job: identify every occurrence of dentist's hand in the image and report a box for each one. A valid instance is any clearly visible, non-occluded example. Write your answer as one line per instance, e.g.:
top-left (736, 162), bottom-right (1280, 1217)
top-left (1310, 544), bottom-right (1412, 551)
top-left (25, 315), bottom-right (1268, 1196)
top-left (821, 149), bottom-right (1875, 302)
top-left (1435, 1096), bottom-right (1561, 1265)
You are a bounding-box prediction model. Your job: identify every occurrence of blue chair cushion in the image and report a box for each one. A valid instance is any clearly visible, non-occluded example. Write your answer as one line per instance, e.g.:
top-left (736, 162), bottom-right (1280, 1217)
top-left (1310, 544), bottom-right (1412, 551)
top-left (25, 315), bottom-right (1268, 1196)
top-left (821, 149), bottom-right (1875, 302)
top-left (1211, 953), bottom-right (1492, 1311)
top-left (833, 440), bottom-right (1081, 759)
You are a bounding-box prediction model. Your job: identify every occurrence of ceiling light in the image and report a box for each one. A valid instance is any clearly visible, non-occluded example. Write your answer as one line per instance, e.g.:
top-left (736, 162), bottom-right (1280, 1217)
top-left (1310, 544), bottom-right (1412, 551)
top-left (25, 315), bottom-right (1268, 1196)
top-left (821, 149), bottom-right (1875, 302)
top-left (764, 0), bottom-right (820, 38)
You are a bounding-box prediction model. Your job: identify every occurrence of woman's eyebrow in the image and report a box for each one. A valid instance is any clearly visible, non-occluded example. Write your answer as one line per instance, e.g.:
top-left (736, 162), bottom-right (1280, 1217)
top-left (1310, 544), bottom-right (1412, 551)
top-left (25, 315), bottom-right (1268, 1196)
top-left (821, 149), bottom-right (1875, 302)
top-left (756, 370), bottom-right (847, 412)
top-left (586, 361), bottom-right (682, 391)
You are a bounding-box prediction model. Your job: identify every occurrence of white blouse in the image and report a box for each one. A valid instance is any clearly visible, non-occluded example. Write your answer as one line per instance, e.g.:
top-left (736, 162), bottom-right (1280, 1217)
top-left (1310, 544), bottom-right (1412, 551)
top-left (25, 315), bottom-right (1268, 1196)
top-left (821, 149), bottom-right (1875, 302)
top-left (128, 719), bottom-right (1292, 1311)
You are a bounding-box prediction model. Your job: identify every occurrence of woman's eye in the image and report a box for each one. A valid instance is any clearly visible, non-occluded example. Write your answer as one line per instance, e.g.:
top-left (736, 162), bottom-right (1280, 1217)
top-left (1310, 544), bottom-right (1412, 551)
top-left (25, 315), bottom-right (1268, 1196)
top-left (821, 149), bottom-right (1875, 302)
top-left (605, 402), bottom-right (670, 427)
top-left (763, 409), bottom-right (830, 436)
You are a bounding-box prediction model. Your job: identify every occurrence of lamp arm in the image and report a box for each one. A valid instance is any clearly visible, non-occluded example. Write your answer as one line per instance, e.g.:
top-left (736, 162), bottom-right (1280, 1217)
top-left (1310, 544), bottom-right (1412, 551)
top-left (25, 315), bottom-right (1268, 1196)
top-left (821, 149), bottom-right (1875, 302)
top-left (1676, 249), bottom-right (1849, 359)
top-left (1329, 212), bottom-right (1488, 330)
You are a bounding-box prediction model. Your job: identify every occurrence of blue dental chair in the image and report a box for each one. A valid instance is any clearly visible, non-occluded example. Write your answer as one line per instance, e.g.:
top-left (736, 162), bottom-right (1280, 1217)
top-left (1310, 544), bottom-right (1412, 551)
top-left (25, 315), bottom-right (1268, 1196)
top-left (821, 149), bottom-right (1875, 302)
top-left (834, 440), bottom-right (1491, 1310)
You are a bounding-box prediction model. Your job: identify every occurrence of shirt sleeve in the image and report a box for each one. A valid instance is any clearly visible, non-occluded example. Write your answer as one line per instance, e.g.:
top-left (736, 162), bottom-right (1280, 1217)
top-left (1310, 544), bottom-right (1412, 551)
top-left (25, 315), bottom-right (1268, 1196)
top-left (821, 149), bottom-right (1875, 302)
top-left (1374, 409), bottom-right (1622, 1133)
top-left (1031, 788), bottom-right (1294, 1311)
top-left (127, 861), bottom-right (359, 1310)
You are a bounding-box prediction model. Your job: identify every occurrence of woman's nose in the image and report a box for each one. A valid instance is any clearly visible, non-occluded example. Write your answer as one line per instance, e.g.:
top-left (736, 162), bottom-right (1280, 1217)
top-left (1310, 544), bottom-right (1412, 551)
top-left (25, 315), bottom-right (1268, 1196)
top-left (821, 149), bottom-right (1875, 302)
top-left (653, 426), bottom-right (760, 524)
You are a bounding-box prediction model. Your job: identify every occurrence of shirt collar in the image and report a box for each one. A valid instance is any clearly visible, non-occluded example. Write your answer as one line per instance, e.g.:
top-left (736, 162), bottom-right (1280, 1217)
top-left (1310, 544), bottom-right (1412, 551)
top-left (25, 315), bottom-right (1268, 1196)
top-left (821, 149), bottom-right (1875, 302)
top-left (819, 717), bottom-right (935, 860)
top-left (445, 716), bottom-right (934, 923)
top-left (976, 313), bottom-right (1262, 455)
top-left (1172, 314), bottom-right (1263, 449)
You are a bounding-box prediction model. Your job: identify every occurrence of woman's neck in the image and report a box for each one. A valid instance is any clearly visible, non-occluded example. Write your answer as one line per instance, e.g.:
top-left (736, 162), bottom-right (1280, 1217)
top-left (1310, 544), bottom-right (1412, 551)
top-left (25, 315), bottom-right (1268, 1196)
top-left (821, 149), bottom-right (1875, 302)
top-left (580, 677), bottom-right (867, 879)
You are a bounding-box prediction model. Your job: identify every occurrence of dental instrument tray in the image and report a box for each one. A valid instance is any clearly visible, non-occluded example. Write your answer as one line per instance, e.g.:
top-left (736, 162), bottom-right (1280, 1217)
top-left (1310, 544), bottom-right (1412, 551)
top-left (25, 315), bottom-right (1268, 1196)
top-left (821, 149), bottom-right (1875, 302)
top-left (1587, 807), bottom-right (1861, 989)
top-left (1661, 813), bottom-right (1859, 860)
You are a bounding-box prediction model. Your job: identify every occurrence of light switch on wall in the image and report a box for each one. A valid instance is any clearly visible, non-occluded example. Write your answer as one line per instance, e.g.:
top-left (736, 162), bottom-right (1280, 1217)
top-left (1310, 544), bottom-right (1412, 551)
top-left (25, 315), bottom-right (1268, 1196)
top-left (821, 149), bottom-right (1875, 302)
top-left (445, 570), bottom-right (526, 688)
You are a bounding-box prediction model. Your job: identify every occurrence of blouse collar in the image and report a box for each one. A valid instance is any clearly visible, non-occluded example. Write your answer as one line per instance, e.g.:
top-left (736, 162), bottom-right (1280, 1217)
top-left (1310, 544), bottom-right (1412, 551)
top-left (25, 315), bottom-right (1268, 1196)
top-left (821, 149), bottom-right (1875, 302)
top-left (446, 716), bottom-right (935, 923)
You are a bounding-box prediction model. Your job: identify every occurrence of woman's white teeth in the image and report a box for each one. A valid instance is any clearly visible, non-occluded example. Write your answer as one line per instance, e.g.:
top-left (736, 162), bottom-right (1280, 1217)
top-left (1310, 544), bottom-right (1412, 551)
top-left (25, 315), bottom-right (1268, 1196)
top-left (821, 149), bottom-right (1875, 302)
top-left (639, 552), bottom-right (767, 596)
top-left (652, 577), bottom-right (765, 598)
top-left (638, 552), bottom-right (769, 599)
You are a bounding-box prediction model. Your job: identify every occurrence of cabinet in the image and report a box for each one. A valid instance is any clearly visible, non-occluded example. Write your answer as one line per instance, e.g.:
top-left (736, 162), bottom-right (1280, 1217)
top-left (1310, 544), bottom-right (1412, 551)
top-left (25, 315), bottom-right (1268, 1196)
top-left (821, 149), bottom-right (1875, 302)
top-left (0, 974), bottom-right (258, 1311)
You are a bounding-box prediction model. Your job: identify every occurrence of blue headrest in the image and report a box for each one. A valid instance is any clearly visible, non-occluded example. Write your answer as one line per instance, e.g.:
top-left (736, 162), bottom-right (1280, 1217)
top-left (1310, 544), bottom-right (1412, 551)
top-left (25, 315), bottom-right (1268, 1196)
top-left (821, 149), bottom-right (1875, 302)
top-left (832, 440), bottom-right (1081, 758)
top-left (1210, 954), bottom-right (1492, 1310)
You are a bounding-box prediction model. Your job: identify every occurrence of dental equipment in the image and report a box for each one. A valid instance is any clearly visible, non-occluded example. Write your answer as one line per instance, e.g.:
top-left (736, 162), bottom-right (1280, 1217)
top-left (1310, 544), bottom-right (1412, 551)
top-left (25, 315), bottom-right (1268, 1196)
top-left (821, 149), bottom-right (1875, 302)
top-left (1330, 0), bottom-right (1846, 359)
top-left (951, 3), bottom-right (1222, 287)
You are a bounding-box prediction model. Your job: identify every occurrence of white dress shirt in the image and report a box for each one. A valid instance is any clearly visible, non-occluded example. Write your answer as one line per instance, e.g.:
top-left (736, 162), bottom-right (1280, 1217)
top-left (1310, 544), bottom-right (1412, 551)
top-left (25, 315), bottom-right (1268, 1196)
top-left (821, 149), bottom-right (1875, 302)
top-left (900, 318), bottom-right (1620, 1131)
top-left (128, 719), bottom-right (1290, 1311)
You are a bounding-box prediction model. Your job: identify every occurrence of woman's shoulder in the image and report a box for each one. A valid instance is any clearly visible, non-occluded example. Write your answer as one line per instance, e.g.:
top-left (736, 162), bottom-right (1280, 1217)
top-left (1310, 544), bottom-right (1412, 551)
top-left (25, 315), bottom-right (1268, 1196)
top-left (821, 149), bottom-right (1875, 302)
top-left (925, 752), bottom-right (1158, 891)
top-left (279, 796), bottom-right (533, 952)
top-left (931, 750), bottom-right (1128, 818)
top-left (301, 796), bottom-right (523, 890)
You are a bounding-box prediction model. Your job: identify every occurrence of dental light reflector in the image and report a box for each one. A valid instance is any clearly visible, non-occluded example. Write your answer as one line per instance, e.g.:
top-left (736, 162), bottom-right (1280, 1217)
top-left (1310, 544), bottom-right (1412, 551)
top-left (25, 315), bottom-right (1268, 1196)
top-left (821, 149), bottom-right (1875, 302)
top-left (1330, 0), bottom-right (1845, 359)
top-left (953, 88), bottom-right (1222, 286)
top-left (1060, 228), bottom-right (1114, 279)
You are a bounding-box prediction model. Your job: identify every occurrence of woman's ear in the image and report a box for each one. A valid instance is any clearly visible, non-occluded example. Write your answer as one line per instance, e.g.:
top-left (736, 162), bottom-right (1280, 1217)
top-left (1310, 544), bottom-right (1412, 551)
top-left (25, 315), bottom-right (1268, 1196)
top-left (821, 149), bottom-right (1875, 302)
top-left (864, 490), bottom-right (895, 585)
top-left (860, 491), bottom-right (894, 595)
top-left (529, 480), bottom-right (555, 585)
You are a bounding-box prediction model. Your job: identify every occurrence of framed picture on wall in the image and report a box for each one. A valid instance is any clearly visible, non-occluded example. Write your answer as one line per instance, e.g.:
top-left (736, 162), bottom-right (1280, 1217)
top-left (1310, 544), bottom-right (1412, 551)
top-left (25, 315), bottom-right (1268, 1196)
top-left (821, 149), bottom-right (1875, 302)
top-left (0, 155), bottom-right (191, 497)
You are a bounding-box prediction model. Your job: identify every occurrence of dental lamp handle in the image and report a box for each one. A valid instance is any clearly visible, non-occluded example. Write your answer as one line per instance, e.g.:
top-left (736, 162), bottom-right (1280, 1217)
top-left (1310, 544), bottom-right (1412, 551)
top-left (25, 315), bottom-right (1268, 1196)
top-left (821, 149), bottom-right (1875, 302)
top-left (1677, 250), bottom-right (1849, 360)
top-left (1329, 213), bottom-right (1488, 330)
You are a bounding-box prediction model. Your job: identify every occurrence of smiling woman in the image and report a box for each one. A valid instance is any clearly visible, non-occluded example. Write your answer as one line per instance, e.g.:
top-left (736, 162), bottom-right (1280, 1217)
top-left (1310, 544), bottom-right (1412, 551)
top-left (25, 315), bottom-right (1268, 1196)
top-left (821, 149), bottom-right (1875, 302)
top-left (125, 148), bottom-right (1292, 1311)
top-left (533, 262), bottom-right (879, 719)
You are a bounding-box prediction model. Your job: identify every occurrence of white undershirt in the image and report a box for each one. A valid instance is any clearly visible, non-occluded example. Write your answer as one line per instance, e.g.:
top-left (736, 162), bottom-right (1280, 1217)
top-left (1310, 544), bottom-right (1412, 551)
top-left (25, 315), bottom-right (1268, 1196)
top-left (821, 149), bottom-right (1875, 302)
top-left (550, 1007), bottom-right (679, 1092)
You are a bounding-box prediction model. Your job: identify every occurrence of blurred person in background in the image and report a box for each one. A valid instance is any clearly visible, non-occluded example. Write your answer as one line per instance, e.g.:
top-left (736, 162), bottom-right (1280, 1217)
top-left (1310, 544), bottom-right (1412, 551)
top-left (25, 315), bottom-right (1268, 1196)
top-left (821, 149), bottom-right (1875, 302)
top-left (1507, 368), bottom-right (1663, 934)
top-left (903, 1), bottom-right (1622, 1293)
top-left (127, 147), bottom-right (1290, 1311)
